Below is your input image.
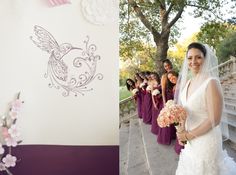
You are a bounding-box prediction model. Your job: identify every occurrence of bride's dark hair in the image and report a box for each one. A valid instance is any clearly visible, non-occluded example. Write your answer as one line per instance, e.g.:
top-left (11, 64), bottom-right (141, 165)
top-left (187, 42), bottom-right (206, 57)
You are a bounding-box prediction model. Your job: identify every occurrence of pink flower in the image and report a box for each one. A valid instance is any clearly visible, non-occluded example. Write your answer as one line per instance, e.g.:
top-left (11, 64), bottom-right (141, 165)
top-left (11, 99), bottom-right (22, 112)
top-left (2, 154), bottom-right (17, 167)
top-left (2, 127), bottom-right (10, 139)
top-left (157, 100), bottom-right (187, 128)
top-left (0, 163), bottom-right (6, 171)
top-left (9, 111), bottom-right (18, 120)
top-left (5, 137), bottom-right (18, 147)
top-left (47, 0), bottom-right (71, 7)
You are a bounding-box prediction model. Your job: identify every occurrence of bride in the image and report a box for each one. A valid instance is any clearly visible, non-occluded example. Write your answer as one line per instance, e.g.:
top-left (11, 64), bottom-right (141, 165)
top-left (175, 42), bottom-right (236, 175)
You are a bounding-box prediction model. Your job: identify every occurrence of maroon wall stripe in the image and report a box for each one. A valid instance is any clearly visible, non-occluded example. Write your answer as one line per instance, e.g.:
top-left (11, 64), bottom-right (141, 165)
top-left (4, 145), bottom-right (119, 175)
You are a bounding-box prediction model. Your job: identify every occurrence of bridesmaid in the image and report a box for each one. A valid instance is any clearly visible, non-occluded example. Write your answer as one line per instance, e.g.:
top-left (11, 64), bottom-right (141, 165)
top-left (140, 71), bottom-right (152, 124)
top-left (150, 72), bottom-right (162, 135)
top-left (167, 71), bottom-right (178, 93)
top-left (134, 73), bottom-right (144, 119)
top-left (139, 72), bottom-right (147, 120)
top-left (161, 59), bottom-right (173, 104)
top-left (125, 78), bottom-right (140, 115)
top-left (167, 71), bottom-right (185, 154)
top-left (157, 59), bottom-right (176, 145)
top-left (125, 78), bottom-right (137, 98)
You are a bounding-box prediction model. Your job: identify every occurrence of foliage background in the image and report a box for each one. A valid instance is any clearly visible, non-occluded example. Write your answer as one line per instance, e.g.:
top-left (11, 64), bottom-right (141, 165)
top-left (120, 0), bottom-right (236, 87)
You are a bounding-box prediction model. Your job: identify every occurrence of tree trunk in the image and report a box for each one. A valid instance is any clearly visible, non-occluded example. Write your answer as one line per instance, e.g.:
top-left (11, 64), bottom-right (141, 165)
top-left (126, 0), bottom-right (183, 74)
top-left (154, 30), bottom-right (170, 75)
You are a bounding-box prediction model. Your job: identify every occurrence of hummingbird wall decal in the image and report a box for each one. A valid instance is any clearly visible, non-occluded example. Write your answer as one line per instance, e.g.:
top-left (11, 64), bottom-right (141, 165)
top-left (30, 25), bottom-right (103, 97)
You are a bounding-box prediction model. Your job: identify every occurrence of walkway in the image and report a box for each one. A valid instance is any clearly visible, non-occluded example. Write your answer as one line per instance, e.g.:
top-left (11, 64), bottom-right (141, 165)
top-left (120, 116), bottom-right (236, 175)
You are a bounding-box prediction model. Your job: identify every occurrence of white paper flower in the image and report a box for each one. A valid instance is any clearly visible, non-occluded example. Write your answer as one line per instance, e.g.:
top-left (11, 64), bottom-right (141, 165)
top-left (146, 85), bottom-right (153, 91)
top-left (81, 0), bottom-right (118, 25)
top-left (152, 89), bottom-right (160, 96)
top-left (0, 144), bottom-right (5, 155)
top-left (5, 137), bottom-right (18, 147)
top-left (139, 83), bottom-right (145, 88)
top-left (0, 163), bottom-right (6, 171)
top-left (132, 88), bottom-right (138, 95)
top-left (2, 154), bottom-right (17, 168)
top-left (8, 125), bottom-right (20, 138)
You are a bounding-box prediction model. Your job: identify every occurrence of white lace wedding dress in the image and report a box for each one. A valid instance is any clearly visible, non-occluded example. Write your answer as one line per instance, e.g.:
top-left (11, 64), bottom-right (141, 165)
top-left (176, 78), bottom-right (236, 175)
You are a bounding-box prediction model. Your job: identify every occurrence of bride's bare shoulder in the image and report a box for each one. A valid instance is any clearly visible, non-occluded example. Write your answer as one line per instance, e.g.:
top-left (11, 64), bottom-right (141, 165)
top-left (207, 77), bottom-right (220, 86)
top-left (206, 78), bottom-right (221, 94)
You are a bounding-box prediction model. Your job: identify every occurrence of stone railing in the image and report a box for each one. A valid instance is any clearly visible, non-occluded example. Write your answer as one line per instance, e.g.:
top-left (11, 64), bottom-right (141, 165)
top-left (119, 96), bottom-right (137, 126)
top-left (218, 56), bottom-right (236, 79)
top-left (218, 56), bottom-right (236, 144)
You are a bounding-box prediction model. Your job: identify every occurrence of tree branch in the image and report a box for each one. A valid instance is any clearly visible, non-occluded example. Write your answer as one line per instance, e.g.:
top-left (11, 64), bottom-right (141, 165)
top-left (186, 3), bottom-right (225, 21)
top-left (186, 3), bottom-right (211, 11)
top-left (157, 0), bottom-right (165, 9)
top-left (167, 6), bottom-right (184, 28)
top-left (163, 2), bottom-right (174, 19)
top-left (128, 0), bottom-right (161, 38)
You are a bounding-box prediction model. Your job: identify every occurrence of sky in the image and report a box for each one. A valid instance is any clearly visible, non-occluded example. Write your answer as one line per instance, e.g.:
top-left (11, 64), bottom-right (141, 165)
top-left (178, 10), bottom-right (202, 42)
top-left (178, 1), bottom-right (235, 42)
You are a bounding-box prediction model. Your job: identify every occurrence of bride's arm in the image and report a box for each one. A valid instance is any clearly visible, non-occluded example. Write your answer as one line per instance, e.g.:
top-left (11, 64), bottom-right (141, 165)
top-left (161, 74), bottom-right (167, 104)
top-left (178, 79), bottom-right (223, 141)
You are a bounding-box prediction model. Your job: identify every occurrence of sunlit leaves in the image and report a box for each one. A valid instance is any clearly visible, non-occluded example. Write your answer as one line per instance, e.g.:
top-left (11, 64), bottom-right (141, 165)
top-left (217, 32), bottom-right (236, 63)
top-left (196, 22), bottom-right (234, 49)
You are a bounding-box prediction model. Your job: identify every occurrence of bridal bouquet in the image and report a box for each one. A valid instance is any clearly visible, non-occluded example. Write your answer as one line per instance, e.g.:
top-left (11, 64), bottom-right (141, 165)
top-left (157, 100), bottom-right (187, 128)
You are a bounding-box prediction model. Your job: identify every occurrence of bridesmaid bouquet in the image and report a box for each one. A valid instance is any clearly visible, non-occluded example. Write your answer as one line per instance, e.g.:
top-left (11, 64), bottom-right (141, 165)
top-left (132, 88), bottom-right (139, 95)
top-left (152, 89), bottom-right (160, 96)
top-left (157, 100), bottom-right (187, 128)
top-left (146, 85), bottom-right (153, 91)
top-left (139, 82), bottom-right (146, 88)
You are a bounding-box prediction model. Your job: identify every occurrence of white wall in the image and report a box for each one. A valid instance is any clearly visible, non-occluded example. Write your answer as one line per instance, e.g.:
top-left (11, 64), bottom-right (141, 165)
top-left (0, 0), bottom-right (119, 145)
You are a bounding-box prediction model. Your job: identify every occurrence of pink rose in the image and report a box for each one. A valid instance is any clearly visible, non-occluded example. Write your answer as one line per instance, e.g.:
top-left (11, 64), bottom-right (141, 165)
top-left (2, 127), bottom-right (10, 139)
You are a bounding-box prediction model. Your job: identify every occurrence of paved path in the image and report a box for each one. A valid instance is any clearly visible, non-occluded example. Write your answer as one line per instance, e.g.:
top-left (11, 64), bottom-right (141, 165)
top-left (120, 118), bottom-right (236, 175)
top-left (140, 119), bottom-right (178, 175)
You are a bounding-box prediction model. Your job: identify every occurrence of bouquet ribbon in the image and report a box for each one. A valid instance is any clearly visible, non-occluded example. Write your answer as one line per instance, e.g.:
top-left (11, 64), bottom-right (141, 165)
top-left (47, 0), bottom-right (71, 7)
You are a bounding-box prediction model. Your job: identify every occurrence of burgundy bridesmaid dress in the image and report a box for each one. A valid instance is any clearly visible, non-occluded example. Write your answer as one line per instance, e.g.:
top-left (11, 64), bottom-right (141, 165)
top-left (136, 88), bottom-right (143, 118)
top-left (151, 85), bottom-right (162, 135)
top-left (174, 138), bottom-right (184, 154)
top-left (142, 85), bottom-right (152, 124)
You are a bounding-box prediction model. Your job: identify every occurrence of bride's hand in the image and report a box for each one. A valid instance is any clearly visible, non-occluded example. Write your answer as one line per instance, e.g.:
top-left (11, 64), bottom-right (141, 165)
top-left (178, 139), bottom-right (185, 146)
top-left (177, 130), bottom-right (188, 142)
